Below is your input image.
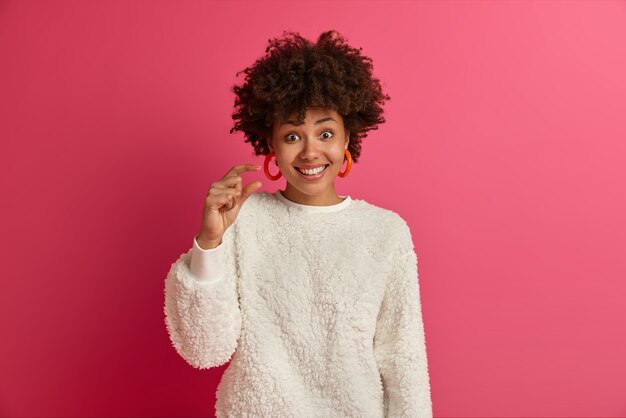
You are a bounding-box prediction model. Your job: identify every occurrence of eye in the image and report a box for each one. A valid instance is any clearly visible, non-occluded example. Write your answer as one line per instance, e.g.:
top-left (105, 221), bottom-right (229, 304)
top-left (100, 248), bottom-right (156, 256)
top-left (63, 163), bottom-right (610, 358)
top-left (284, 133), bottom-right (300, 142)
top-left (321, 130), bottom-right (334, 140)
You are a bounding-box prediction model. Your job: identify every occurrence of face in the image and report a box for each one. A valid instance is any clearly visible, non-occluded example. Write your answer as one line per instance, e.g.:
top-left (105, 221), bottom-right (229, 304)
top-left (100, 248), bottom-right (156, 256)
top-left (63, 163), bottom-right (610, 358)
top-left (268, 106), bottom-right (350, 205)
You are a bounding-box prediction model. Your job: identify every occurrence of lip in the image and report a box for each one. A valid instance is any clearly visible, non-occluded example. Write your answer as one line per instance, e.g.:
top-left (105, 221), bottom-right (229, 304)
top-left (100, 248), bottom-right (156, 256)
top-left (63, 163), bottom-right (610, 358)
top-left (296, 164), bottom-right (329, 169)
top-left (294, 164), bottom-right (329, 181)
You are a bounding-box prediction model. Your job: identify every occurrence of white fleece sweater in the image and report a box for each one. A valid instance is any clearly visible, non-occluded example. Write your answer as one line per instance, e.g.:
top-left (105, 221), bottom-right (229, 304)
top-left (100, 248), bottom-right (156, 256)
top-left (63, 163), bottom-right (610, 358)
top-left (163, 190), bottom-right (432, 417)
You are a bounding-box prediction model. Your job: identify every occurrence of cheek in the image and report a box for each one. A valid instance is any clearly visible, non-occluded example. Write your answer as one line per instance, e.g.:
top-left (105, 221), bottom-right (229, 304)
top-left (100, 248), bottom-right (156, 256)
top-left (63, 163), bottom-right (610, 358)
top-left (332, 147), bottom-right (346, 162)
top-left (274, 148), bottom-right (296, 165)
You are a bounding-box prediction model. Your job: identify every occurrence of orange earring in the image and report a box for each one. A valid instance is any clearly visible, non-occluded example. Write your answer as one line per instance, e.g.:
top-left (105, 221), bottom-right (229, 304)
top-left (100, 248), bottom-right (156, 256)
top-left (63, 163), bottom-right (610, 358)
top-left (338, 149), bottom-right (352, 178)
top-left (264, 151), bottom-right (282, 181)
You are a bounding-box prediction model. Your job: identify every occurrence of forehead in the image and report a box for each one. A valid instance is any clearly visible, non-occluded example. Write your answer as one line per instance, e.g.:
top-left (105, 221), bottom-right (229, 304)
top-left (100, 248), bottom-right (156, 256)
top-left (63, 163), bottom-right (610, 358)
top-left (278, 107), bottom-right (341, 126)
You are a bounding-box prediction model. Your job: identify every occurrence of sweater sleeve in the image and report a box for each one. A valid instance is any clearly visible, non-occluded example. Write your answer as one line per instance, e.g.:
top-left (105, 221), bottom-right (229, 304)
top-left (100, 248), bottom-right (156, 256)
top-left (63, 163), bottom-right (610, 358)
top-left (163, 225), bottom-right (242, 369)
top-left (373, 225), bottom-right (433, 417)
top-left (189, 235), bottom-right (226, 282)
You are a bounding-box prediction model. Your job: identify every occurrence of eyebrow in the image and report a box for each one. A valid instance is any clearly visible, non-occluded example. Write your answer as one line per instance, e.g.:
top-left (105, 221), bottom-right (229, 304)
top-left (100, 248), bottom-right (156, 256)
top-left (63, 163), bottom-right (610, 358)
top-left (283, 117), bottom-right (336, 126)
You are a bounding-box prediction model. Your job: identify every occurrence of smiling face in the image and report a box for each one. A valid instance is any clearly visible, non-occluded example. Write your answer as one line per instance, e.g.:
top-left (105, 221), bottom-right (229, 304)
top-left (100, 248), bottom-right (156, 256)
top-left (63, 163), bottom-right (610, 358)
top-left (268, 106), bottom-right (350, 206)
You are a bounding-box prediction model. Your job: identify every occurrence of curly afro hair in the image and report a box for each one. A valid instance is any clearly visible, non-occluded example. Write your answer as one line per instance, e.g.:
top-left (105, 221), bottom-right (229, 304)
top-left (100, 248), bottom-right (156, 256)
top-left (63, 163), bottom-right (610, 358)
top-left (229, 30), bottom-right (390, 163)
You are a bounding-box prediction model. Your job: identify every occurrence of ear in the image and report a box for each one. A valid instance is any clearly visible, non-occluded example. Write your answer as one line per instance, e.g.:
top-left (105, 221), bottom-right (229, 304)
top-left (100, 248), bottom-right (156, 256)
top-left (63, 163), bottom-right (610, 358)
top-left (267, 135), bottom-right (274, 153)
top-left (345, 131), bottom-right (350, 149)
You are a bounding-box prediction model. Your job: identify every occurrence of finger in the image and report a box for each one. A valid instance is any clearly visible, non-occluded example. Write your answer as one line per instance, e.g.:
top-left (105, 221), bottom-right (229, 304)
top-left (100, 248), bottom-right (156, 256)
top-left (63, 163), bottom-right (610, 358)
top-left (206, 191), bottom-right (237, 210)
top-left (214, 175), bottom-right (242, 190)
top-left (240, 181), bottom-right (263, 205)
top-left (226, 194), bottom-right (238, 210)
top-left (207, 182), bottom-right (231, 196)
top-left (209, 188), bottom-right (241, 199)
top-left (223, 163), bottom-right (261, 179)
top-left (209, 178), bottom-right (242, 197)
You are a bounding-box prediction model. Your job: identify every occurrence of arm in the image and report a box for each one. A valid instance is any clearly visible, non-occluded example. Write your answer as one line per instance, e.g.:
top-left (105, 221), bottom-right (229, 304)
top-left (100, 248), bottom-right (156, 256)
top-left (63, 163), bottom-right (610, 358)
top-left (163, 226), bottom-right (242, 369)
top-left (373, 231), bottom-right (433, 417)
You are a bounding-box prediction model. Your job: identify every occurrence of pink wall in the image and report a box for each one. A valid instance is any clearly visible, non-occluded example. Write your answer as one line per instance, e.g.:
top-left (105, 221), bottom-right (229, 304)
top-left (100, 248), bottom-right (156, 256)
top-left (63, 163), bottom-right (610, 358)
top-left (1, 0), bottom-right (625, 416)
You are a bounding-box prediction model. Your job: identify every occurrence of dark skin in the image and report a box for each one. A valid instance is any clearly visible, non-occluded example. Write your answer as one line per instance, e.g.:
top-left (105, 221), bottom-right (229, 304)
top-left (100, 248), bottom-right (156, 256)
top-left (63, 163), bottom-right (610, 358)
top-left (268, 106), bottom-right (350, 206)
top-left (196, 106), bottom-right (350, 249)
top-left (196, 164), bottom-right (262, 249)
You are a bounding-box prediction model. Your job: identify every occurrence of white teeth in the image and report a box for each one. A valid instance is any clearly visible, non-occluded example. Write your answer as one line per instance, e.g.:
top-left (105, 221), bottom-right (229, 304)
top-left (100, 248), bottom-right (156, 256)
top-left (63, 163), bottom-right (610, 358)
top-left (298, 165), bottom-right (326, 175)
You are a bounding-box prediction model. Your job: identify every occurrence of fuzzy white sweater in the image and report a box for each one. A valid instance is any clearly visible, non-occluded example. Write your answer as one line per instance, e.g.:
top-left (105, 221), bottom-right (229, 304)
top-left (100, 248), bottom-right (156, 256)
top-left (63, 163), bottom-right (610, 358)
top-left (163, 190), bottom-right (432, 417)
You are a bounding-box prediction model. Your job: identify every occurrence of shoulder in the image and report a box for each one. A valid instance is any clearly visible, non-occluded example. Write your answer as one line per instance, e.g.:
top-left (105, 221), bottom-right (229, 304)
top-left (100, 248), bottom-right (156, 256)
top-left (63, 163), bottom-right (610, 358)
top-left (350, 198), bottom-right (414, 252)
top-left (351, 197), bottom-right (409, 228)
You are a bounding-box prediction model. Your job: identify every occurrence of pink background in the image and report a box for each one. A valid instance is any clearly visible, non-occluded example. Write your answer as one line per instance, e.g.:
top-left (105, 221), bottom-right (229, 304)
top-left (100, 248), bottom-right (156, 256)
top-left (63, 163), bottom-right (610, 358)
top-left (1, 0), bottom-right (625, 416)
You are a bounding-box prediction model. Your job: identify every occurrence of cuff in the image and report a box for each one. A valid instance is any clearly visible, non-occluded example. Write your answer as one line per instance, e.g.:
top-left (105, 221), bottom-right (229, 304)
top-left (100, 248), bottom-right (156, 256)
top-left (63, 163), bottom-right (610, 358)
top-left (189, 236), bottom-right (226, 282)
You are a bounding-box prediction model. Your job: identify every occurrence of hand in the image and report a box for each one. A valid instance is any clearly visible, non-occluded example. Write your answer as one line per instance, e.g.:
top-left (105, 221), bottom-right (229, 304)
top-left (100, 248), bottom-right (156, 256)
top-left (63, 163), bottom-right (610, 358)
top-left (197, 163), bottom-right (262, 248)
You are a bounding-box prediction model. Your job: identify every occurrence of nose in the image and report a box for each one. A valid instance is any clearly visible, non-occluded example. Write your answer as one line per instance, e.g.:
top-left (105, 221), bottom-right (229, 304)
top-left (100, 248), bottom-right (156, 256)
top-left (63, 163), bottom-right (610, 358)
top-left (298, 136), bottom-right (321, 160)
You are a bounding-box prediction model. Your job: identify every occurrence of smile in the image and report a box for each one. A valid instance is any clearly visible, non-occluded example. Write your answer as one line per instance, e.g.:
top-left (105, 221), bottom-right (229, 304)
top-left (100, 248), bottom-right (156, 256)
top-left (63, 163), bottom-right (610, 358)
top-left (295, 164), bottom-right (329, 179)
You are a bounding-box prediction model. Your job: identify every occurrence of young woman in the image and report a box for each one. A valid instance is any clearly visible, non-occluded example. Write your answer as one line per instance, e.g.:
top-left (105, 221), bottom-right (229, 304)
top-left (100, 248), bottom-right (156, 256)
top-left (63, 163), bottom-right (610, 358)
top-left (164, 30), bottom-right (433, 417)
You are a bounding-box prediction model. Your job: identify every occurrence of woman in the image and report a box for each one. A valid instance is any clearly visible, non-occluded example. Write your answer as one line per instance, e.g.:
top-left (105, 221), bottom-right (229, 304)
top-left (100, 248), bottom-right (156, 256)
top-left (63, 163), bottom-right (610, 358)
top-left (164, 30), bottom-right (433, 417)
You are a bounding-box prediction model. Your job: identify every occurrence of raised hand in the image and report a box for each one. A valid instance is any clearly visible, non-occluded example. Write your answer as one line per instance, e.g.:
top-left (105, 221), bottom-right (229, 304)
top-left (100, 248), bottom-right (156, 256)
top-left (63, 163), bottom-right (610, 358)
top-left (196, 164), bottom-right (262, 249)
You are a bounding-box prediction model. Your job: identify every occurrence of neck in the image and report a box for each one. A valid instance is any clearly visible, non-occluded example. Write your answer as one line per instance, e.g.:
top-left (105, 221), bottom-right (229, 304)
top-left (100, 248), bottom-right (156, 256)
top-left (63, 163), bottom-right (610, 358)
top-left (282, 183), bottom-right (345, 206)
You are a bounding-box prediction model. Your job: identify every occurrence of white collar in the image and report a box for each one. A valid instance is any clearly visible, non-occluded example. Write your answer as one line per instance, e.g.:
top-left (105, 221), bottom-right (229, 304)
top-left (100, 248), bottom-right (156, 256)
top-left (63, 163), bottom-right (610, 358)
top-left (274, 190), bottom-right (352, 213)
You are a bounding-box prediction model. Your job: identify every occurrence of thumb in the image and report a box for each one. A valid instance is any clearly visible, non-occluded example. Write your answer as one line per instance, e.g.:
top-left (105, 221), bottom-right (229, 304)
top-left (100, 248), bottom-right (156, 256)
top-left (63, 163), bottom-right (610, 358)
top-left (240, 181), bottom-right (262, 204)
